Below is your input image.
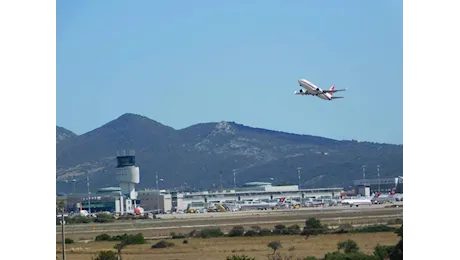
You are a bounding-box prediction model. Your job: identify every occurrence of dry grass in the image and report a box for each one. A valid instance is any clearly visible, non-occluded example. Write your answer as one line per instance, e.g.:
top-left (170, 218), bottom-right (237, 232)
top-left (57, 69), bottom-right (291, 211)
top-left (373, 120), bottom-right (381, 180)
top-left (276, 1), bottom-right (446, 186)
top-left (57, 232), bottom-right (399, 260)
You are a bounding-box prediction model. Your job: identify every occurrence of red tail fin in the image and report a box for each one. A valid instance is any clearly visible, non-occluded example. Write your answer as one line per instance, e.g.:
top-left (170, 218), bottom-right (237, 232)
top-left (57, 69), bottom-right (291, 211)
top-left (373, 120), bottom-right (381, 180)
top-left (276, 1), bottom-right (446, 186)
top-left (390, 188), bottom-right (396, 195)
top-left (279, 197), bottom-right (286, 203)
top-left (329, 86), bottom-right (335, 96)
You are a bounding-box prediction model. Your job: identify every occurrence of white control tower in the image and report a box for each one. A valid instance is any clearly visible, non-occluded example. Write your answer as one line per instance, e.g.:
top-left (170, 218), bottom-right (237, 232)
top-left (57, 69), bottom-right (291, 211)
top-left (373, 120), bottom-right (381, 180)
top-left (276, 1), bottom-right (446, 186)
top-left (115, 150), bottom-right (140, 214)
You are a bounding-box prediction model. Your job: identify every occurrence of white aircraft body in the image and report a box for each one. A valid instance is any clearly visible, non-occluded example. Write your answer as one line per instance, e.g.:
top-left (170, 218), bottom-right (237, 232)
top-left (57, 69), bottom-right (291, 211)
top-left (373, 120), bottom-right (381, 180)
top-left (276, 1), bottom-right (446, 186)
top-left (341, 198), bottom-right (373, 207)
top-left (295, 79), bottom-right (346, 100)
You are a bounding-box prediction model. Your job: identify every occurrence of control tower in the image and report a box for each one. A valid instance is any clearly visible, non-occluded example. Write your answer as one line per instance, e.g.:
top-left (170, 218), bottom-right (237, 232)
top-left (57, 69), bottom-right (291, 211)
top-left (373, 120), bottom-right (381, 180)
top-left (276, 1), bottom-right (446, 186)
top-left (115, 150), bottom-right (140, 214)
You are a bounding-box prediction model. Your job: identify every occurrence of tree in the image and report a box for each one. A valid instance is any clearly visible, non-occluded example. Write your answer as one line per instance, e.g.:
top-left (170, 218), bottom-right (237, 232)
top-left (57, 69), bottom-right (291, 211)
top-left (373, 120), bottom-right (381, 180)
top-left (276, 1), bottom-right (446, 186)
top-left (337, 239), bottom-right (360, 254)
top-left (92, 251), bottom-right (118, 260)
top-left (302, 217), bottom-right (324, 238)
top-left (114, 240), bottom-right (128, 260)
top-left (267, 241), bottom-right (282, 255)
top-left (229, 226), bottom-right (245, 237)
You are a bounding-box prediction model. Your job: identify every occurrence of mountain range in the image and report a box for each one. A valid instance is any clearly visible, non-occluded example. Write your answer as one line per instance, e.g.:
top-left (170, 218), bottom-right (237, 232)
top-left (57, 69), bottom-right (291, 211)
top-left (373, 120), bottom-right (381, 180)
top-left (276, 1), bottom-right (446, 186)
top-left (56, 113), bottom-right (403, 193)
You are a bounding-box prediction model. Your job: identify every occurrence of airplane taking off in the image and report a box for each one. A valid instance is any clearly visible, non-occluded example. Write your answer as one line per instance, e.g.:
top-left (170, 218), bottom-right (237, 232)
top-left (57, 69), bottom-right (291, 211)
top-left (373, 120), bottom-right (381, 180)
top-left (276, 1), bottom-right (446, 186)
top-left (294, 79), bottom-right (347, 101)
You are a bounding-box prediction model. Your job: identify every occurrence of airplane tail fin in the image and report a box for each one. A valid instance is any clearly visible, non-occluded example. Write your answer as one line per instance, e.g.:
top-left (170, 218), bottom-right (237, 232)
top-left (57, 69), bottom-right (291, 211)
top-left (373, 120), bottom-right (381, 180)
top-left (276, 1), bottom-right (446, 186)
top-left (390, 188), bottom-right (396, 195)
top-left (329, 86), bottom-right (335, 96)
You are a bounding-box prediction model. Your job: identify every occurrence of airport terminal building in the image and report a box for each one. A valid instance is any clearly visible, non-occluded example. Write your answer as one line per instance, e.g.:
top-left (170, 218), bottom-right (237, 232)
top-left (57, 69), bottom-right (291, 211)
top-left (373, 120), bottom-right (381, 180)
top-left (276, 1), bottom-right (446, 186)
top-left (354, 176), bottom-right (403, 195)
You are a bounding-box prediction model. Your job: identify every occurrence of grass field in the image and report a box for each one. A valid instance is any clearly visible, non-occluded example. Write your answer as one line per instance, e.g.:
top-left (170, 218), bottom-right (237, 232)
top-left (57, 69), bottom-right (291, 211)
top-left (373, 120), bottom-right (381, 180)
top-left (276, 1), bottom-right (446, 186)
top-left (57, 232), bottom-right (400, 260)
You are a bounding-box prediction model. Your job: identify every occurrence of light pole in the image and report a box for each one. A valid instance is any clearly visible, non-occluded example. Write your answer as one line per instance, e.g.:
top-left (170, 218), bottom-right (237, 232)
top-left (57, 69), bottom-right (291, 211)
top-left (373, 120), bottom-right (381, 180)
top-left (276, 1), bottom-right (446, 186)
top-left (297, 167), bottom-right (302, 189)
top-left (61, 207), bottom-right (66, 260)
top-left (233, 169), bottom-right (236, 189)
top-left (86, 175), bottom-right (91, 214)
top-left (72, 179), bottom-right (76, 194)
top-left (377, 165), bottom-right (381, 193)
top-left (362, 165), bottom-right (366, 182)
top-left (220, 170), bottom-right (223, 191)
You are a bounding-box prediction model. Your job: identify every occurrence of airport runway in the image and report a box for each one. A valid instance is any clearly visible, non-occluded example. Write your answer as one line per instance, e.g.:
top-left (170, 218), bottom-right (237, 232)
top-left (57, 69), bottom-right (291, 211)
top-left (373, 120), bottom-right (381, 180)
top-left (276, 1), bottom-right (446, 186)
top-left (57, 203), bottom-right (402, 238)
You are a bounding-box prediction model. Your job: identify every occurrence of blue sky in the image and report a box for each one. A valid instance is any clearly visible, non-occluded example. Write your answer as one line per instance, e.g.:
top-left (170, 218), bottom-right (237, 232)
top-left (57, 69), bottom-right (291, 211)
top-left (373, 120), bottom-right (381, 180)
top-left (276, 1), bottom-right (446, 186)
top-left (57, 0), bottom-right (402, 144)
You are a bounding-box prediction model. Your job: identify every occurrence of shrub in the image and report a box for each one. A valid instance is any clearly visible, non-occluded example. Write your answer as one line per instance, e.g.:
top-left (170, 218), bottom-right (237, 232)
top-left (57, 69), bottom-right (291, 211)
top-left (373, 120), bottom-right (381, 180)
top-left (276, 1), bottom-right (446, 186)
top-left (94, 213), bottom-right (115, 223)
top-left (337, 239), bottom-right (360, 254)
top-left (273, 224), bottom-right (286, 235)
top-left (64, 238), bottom-right (74, 244)
top-left (229, 226), bottom-right (245, 237)
top-left (95, 234), bottom-right (111, 241)
top-left (332, 223), bottom-right (354, 234)
top-left (198, 228), bottom-right (224, 238)
top-left (387, 218), bottom-right (403, 225)
top-left (108, 233), bottom-right (145, 245)
top-left (152, 240), bottom-right (175, 249)
top-left (373, 244), bottom-right (395, 260)
top-left (244, 230), bottom-right (258, 237)
top-left (354, 225), bottom-right (396, 233)
top-left (250, 225), bottom-right (261, 232)
top-left (259, 228), bottom-right (272, 236)
top-left (226, 255), bottom-right (256, 260)
top-left (124, 233), bottom-right (145, 245)
top-left (170, 232), bottom-right (186, 239)
top-left (323, 251), bottom-right (379, 260)
top-left (286, 224), bottom-right (301, 235)
top-left (183, 239), bottom-right (188, 244)
top-left (92, 250), bottom-right (118, 260)
top-left (302, 217), bottom-right (325, 236)
top-left (267, 241), bottom-right (282, 254)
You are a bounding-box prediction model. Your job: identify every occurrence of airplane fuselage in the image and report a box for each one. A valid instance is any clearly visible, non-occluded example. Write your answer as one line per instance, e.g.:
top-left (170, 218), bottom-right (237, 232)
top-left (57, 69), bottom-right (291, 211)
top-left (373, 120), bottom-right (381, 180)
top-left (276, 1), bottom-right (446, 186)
top-left (297, 79), bottom-right (333, 100)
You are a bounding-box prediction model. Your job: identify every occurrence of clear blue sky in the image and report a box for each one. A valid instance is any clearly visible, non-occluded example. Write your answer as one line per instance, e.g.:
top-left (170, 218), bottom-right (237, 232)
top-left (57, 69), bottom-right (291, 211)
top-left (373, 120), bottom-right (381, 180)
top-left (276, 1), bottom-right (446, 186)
top-left (57, 0), bottom-right (402, 144)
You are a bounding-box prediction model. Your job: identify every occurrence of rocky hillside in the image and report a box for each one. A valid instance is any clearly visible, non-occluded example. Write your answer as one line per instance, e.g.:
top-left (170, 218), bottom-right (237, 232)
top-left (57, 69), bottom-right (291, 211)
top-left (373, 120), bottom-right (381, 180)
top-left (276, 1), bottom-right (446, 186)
top-left (56, 126), bottom-right (77, 144)
top-left (56, 113), bottom-right (403, 193)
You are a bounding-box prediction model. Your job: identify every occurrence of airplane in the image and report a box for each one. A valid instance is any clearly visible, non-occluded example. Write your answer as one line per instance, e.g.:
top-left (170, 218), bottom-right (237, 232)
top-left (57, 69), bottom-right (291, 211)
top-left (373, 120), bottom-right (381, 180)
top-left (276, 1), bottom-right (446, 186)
top-left (340, 197), bottom-right (373, 207)
top-left (294, 79), bottom-right (347, 101)
top-left (371, 188), bottom-right (399, 204)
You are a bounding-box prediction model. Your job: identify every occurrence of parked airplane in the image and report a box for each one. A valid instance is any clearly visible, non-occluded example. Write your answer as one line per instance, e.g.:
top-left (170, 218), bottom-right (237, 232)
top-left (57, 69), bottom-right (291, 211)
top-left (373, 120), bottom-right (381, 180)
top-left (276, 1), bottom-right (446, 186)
top-left (341, 197), bottom-right (373, 207)
top-left (371, 188), bottom-right (398, 204)
top-left (294, 79), bottom-right (346, 100)
top-left (239, 197), bottom-right (286, 210)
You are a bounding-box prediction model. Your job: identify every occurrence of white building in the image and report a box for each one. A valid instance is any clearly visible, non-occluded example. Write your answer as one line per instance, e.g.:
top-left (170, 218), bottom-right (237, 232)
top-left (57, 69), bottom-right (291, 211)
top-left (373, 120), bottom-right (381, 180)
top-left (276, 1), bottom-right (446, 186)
top-left (137, 182), bottom-right (343, 212)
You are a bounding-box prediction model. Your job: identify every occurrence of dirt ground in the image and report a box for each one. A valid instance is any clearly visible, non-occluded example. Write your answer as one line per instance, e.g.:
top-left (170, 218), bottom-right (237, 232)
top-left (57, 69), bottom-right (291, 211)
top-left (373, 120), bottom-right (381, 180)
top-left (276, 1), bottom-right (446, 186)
top-left (57, 232), bottom-right (400, 260)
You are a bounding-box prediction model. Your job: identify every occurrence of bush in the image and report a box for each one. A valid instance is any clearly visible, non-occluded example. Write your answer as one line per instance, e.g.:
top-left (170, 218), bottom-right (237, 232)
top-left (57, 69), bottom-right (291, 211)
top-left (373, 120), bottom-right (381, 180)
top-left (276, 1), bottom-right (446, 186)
top-left (250, 226), bottom-right (261, 232)
top-left (108, 233), bottom-right (146, 245)
top-left (337, 239), bottom-right (360, 254)
top-left (229, 226), bottom-right (245, 237)
top-left (183, 239), bottom-right (188, 244)
top-left (94, 213), bottom-right (115, 223)
top-left (244, 230), bottom-right (258, 237)
top-left (286, 224), bottom-right (301, 235)
top-left (354, 225), bottom-right (396, 233)
top-left (323, 251), bottom-right (379, 260)
top-left (267, 241), bottom-right (282, 254)
top-left (198, 228), bottom-right (224, 238)
top-left (95, 234), bottom-right (111, 241)
top-left (302, 217), bottom-right (325, 236)
top-left (152, 240), bottom-right (175, 249)
top-left (273, 224), bottom-right (286, 235)
top-left (331, 223), bottom-right (354, 234)
top-left (226, 255), bottom-right (256, 260)
top-left (92, 250), bottom-right (118, 260)
top-left (64, 238), bottom-right (74, 244)
top-left (259, 228), bottom-right (272, 236)
top-left (387, 218), bottom-right (403, 225)
top-left (373, 244), bottom-right (395, 260)
top-left (170, 232), bottom-right (186, 239)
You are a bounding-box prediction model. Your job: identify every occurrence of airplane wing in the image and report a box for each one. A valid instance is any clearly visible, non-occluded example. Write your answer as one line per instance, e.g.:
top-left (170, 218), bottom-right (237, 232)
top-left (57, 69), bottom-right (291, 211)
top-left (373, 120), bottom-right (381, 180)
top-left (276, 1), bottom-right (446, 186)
top-left (331, 96), bottom-right (344, 99)
top-left (322, 88), bottom-right (347, 93)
